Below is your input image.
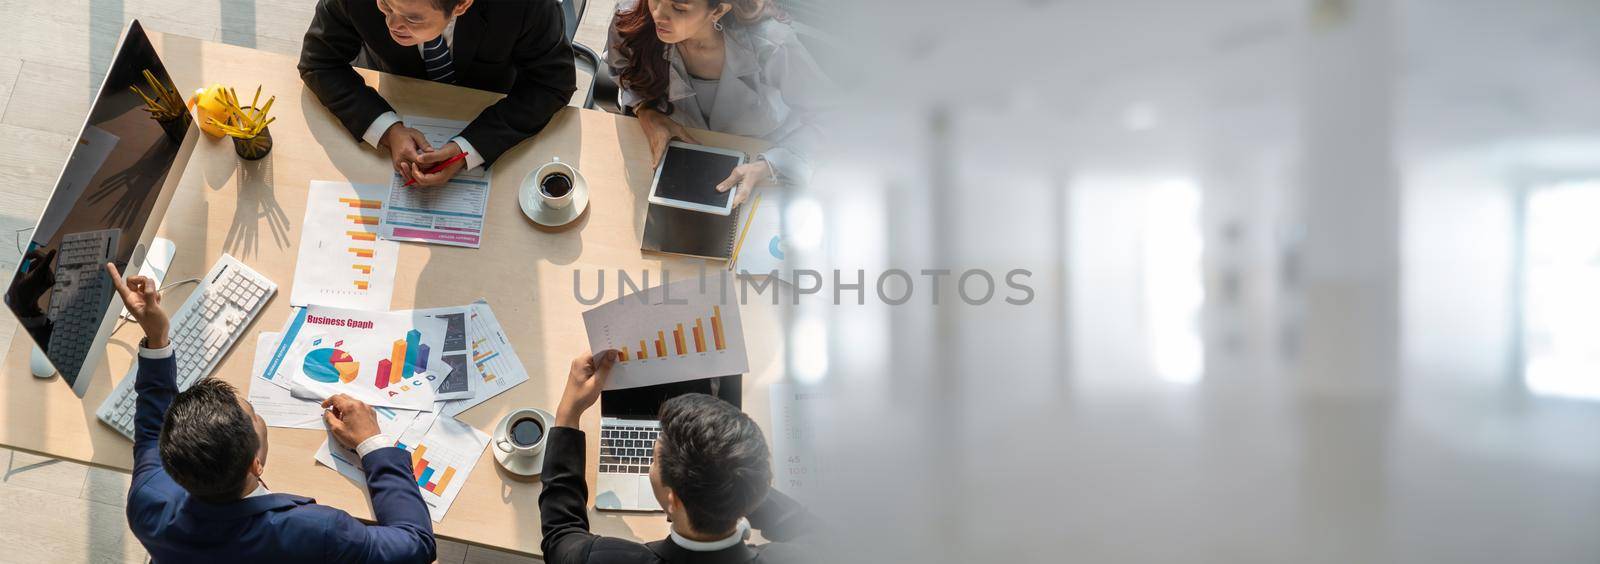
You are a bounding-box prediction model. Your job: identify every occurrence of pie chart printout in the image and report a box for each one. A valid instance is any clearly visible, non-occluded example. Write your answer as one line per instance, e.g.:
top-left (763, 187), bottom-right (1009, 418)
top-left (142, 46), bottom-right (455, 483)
top-left (304, 348), bottom-right (361, 384)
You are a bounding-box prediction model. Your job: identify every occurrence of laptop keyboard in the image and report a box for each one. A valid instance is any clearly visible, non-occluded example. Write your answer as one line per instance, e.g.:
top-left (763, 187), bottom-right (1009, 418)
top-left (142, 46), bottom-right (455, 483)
top-left (599, 425), bottom-right (658, 475)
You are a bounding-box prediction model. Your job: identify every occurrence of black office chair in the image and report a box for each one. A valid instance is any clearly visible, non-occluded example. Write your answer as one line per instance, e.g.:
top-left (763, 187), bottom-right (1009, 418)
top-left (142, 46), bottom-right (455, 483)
top-left (562, 0), bottom-right (608, 111)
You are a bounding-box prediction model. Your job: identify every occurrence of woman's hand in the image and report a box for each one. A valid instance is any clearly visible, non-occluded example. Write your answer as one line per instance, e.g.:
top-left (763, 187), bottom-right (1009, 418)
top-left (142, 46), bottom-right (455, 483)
top-left (637, 107), bottom-right (700, 166)
top-left (715, 160), bottom-right (773, 207)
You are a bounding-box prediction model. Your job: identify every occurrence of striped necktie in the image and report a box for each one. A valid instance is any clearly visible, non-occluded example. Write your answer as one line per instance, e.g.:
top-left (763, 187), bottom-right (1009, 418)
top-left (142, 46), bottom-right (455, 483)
top-left (422, 35), bottom-right (456, 83)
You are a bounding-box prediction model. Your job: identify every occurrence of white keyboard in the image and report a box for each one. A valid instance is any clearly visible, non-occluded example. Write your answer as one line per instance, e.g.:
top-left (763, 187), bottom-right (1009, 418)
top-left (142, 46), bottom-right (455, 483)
top-left (96, 254), bottom-right (276, 440)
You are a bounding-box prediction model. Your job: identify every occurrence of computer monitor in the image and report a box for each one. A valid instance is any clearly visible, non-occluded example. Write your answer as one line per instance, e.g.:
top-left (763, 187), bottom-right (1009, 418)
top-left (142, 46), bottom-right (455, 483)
top-left (3, 20), bottom-right (198, 397)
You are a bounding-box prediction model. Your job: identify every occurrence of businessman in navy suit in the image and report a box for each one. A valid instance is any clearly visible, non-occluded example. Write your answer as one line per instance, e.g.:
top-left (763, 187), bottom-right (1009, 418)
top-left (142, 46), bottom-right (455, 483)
top-left (107, 263), bottom-right (437, 563)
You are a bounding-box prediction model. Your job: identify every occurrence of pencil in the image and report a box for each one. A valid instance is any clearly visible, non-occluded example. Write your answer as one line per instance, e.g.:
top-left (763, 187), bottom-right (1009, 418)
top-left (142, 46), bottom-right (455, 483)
top-left (727, 192), bottom-right (763, 269)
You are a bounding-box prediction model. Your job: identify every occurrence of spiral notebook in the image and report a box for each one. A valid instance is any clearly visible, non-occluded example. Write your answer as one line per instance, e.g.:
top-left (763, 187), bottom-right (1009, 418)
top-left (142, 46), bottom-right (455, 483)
top-left (641, 193), bottom-right (779, 271)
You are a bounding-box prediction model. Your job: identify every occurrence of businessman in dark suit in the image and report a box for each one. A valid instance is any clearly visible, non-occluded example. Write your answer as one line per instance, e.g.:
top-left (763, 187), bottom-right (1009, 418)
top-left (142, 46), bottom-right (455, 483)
top-left (300, 0), bottom-right (576, 186)
top-left (539, 351), bottom-right (818, 563)
top-left (108, 263), bottom-right (436, 563)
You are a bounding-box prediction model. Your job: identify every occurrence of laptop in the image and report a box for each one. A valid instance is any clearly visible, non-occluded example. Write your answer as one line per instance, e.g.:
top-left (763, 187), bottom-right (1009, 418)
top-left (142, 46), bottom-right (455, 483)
top-left (595, 375), bottom-right (741, 511)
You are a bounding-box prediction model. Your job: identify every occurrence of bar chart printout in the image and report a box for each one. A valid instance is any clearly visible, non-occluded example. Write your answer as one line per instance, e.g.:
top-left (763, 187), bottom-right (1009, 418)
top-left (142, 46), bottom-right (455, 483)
top-left (442, 300), bottom-right (533, 417)
top-left (394, 414), bottom-right (490, 522)
top-left (291, 181), bottom-right (400, 310)
top-left (313, 407), bottom-right (421, 485)
top-left (582, 277), bottom-right (749, 391)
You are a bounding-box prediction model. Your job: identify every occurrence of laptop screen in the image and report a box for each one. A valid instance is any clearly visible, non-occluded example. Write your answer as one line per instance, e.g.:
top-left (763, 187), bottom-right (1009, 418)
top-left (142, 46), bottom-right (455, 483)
top-left (601, 375), bottom-right (742, 420)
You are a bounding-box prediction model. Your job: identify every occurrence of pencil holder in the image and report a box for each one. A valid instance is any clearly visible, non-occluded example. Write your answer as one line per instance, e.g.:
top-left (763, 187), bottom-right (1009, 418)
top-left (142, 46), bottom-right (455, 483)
top-left (231, 106), bottom-right (273, 160)
top-left (206, 88), bottom-right (278, 161)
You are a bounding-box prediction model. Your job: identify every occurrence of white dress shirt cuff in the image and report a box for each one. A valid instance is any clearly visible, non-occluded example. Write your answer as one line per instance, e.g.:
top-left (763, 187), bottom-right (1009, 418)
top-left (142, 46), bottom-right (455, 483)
top-left (362, 111), bottom-right (403, 148)
top-left (138, 340), bottom-right (174, 359)
top-left (450, 136), bottom-right (485, 170)
top-left (355, 433), bottom-right (393, 459)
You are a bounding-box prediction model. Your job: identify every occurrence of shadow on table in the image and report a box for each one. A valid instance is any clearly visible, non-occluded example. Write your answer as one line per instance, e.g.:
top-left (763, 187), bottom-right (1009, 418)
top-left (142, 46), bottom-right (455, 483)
top-left (224, 153), bottom-right (291, 258)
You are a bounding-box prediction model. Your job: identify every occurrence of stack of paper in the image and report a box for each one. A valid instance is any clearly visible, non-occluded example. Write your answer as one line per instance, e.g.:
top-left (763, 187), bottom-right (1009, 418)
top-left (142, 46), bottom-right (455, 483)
top-left (247, 299), bottom-right (531, 521)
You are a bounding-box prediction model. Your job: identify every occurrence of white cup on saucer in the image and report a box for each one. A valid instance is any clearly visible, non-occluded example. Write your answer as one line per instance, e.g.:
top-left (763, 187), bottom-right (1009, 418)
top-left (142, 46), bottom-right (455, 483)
top-left (520, 157), bottom-right (589, 228)
top-left (492, 407), bottom-right (553, 476)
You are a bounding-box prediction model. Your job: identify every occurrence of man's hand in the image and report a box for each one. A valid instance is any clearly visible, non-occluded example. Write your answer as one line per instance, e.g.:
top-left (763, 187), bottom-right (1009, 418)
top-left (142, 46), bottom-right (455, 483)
top-left (715, 160), bottom-right (772, 208)
top-left (380, 123), bottom-right (433, 185)
top-left (322, 394), bottom-right (382, 450)
top-left (407, 141), bottom-right (467, 188)
top-left (106, 263), bottom-right (168, 348)
top-left (554, 350), bottom-right (618, 428)
top-left (637, 107), bottom-right (700, 167)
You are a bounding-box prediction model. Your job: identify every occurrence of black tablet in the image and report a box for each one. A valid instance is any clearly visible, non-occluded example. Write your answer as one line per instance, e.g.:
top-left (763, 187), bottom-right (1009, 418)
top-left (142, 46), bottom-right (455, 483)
top-left (648, 141), bottom-right (746, 215)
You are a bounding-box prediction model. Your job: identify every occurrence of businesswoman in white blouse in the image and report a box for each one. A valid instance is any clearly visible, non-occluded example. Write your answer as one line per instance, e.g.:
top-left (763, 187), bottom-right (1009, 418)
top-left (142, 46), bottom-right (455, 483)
top-left (606, 0), bottom-right (833, 203)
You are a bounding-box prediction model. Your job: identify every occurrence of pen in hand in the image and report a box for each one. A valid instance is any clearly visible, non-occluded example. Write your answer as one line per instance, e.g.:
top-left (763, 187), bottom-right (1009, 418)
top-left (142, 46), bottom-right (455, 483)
top-left (402, 151), bottom-right (470, 187)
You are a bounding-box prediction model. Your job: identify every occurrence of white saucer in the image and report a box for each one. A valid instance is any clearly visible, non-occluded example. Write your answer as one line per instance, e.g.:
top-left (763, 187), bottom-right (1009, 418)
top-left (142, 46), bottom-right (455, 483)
top-left (519, 167), bottom-right (589, 228)
top-left (491, 408), bottom-right (552, 477)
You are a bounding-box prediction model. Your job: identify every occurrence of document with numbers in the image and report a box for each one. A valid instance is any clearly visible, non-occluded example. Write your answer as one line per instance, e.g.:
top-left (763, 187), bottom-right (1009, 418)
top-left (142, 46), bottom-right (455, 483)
top-left (770, 382), bottom-right (825, 501)
top-left (380, 116), bottom-right (491, 248)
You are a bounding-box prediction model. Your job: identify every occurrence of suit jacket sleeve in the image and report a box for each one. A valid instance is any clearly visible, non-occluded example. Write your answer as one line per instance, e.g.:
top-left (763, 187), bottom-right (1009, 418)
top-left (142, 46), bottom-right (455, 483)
top-left (747, 487), bottom-right (820, 543)
top-left (130, 353), bottom-right (177, 487)
top-left (300, 0), bottom-right (397, 141)
top-left (458, 0), bottom-right (576, 166)
top-left (324, 447), bottom-right (437, 563)
top-left (539, 426), bottom-right (600, 562)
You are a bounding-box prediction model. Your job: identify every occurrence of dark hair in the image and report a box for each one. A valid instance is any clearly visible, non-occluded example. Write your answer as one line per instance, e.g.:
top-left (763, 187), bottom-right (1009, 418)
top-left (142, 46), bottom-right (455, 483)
top-left (656, 393), bottom-right (772, 533)
top-left (430, 0), bottom-right (465, 14)
top-left (613, 0), bottom-right (785, 113)
top-left (159, 379), bottom-right (260, 503)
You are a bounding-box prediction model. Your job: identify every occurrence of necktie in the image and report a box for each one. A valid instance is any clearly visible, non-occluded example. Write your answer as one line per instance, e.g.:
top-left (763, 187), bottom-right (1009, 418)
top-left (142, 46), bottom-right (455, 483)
top-left (422, 35), bottom-right (456, 84)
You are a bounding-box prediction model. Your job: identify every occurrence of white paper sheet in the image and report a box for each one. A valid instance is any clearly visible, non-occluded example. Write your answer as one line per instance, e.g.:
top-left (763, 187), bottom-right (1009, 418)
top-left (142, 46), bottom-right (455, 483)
top-left (265, 306), bottom-right (445, 411)
top-left (442, 301), bottom-right (532, 417)
top-left (379, 116), bottom-right (491, 248)
top-left (396, 305), bottom-right (478, 401)
top-left (314, 407), bottom-right (423, 484)
top-left (582, 276), bottom-right (749, 390)
top-left (247, 332), bottom-right (327, 430)
top-left (769, 383), bottom-right (825, 501)
top-left (290, 181), bottom-right (400, 310)
top-left (395, 414), bottom-right (490, 522)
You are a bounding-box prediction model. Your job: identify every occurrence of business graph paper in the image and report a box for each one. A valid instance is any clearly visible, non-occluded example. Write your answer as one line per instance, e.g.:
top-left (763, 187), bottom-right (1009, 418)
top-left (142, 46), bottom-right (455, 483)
top-left (583, 277), bottom-right (749, 391)
top-left (380, 116), bottom-right (492, 248)
top-left (394, 414), bottom-right (490, 522)
top-left (290, 181), bottom-right (400, 310)
top-left (443, 301), bottom-right (531, 417)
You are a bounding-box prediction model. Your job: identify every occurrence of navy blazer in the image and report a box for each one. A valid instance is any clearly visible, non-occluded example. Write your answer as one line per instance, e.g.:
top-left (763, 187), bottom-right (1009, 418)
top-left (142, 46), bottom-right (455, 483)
top-left (125, 352), bottom-right (436, 563)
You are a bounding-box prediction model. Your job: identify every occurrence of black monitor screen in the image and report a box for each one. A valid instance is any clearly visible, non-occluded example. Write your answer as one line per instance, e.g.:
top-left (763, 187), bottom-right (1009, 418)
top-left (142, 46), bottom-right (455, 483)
top-left (602, 375), bottom-right (742, 420)
top-left (3, 21), bottom-right (191, 389)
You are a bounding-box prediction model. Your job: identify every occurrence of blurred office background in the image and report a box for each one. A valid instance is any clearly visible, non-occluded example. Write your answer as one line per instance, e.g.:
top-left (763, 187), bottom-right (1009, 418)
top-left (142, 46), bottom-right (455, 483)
top-left (791, 0), bottom-right (1600, 562)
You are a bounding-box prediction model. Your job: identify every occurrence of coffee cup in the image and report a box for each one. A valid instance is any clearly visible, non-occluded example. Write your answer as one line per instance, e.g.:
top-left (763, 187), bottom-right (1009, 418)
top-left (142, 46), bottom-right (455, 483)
top-left (495, 408), bottom-right (551, 457)
top-left (533, 158), bottom-right (578, 210)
